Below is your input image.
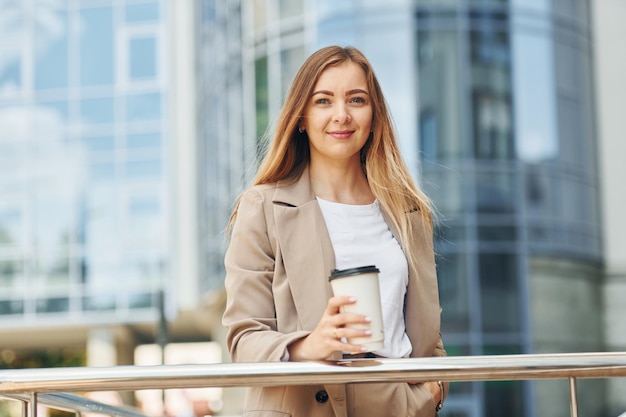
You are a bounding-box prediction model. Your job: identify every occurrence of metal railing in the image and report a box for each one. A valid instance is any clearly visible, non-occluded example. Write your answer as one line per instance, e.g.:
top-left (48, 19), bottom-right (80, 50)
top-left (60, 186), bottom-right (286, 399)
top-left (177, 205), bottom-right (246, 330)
top-left (1, 352), bottom-right (626, 417)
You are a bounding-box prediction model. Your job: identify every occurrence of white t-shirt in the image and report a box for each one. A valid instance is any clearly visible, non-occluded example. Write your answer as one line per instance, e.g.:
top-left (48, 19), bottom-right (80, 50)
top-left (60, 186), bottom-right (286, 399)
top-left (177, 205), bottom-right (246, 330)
top-left (317, 197), bottom-right (412, 358)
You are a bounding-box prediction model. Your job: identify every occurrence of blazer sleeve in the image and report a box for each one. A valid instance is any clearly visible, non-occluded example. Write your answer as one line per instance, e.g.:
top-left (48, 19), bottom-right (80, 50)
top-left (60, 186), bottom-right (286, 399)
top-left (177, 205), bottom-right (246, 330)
top-left (222, 188), bottom-right (310, 362)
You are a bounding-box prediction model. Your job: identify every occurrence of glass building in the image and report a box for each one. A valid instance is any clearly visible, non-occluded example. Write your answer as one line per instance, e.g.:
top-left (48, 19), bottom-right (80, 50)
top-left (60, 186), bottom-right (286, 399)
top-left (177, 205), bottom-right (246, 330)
top-left (222, 0), bottom-right (604, 416)
top-left (2, 0), bottom-right (622, 416)
top-left (0, 0), bottom-right (170, 324)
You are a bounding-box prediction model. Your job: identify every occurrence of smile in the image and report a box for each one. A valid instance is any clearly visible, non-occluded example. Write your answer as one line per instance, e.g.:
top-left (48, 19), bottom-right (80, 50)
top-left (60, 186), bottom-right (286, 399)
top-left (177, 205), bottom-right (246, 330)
top-left (327, 130), bottom-right (354, 139)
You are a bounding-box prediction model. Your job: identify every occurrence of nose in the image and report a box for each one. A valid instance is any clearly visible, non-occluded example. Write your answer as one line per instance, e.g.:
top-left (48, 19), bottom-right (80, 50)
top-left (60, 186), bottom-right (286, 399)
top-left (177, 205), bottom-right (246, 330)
top-left (333, 103), bottom-right (351, 124)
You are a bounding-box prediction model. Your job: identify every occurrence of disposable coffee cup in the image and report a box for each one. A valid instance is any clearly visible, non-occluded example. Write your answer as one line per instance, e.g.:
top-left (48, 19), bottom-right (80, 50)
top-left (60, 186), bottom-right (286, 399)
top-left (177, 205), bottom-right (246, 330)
top-left (329, 265), bottom-right (384, 351)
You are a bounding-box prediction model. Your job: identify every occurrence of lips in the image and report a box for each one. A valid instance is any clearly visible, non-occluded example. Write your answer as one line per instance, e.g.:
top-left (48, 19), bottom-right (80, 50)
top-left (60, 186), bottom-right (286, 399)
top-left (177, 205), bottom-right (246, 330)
top-left (328, 130), bottom-right (354, 139)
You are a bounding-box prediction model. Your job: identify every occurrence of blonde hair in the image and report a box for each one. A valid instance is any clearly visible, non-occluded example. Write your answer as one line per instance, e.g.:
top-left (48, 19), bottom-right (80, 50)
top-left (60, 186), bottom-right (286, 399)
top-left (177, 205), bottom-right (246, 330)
top-left (230, 46), bottom-right (433, 263)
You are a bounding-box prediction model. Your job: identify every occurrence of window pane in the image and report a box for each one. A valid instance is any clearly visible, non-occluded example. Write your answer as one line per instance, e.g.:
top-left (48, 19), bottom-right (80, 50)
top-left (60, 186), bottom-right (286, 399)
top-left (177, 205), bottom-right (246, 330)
top-left (80, 97), bottom-right (114, 124)
top-left (255, 57), bottom-right (269, 140)
top-left (80, 7), bottom-right (114, 86)
top-left (479, 253), bottom-right (520, 333)
top-left (0, 204), bottom-right (23, 247)
top-left (34, 10), bottom-right (68, 89)
top-left (476, 170), bottom-right (516, 214)
top-left (417, 30), bottom-right (464, 159)
top-left (125, 2), bottom-right (160, 23)
top-left (125, 159), bottom-right (162, 178)
top-left (0, 259), bottom-right (23, 289)
top-left (126, 92), bottom-right (161, 121)
top-left (438, 253), bottom-right (470, 332)
top-left (129, 36), bottom-right (157, 80)
top-left (0, 48), bottom-right (21, 94)
top-left (82, 135), bottom-right (115, 152)
top-left (126, 132), bottom-right (161, 148)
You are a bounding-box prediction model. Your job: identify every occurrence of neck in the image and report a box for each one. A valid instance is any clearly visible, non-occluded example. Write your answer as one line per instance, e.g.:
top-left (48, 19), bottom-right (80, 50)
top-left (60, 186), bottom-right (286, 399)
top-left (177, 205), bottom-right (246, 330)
top-left (309, 158), bottom-right (374, 205)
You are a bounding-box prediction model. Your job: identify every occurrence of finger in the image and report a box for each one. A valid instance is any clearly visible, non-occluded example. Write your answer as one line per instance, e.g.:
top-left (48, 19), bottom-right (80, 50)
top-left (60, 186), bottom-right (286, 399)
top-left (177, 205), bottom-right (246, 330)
top-left (327, 296), bottom-right (357, 312)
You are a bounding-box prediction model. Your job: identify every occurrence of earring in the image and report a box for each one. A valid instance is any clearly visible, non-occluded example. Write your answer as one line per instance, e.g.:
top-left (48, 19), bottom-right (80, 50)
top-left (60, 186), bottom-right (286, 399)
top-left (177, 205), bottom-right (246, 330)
top-left (298, 126), bottom-right (304, 134)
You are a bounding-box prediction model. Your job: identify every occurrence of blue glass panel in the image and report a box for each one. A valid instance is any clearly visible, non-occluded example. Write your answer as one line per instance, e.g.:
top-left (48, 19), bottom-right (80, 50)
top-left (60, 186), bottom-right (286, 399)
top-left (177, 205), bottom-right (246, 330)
top-left (129, 36), bottom-right (157, 80)
top-left (38, 100), bottom-right (69, 122)
top-left (34, 11), bottom-right (68, 89)
top-left (0, 259), bottom-right (22, 289)
top-left (80, 7), bottom-right (114, 86)
top-left (36, 297), bottom-right (70, 313)
top-left (125, 2), bottom-right (160, 22)
top-left (0, 206), bottom-right (22, 246)
top-left (126, 132), bottom-right (161, 148)
top-left (125, 159), bottom-right (162, 178)
top-left (126, 92), bottom-right (161, 121)
top-left (80, 97), bottom-right (114, 124)
top-left (82, 135), bottom-right (114, 151)
top-left (89, 162), bottom-right (116, 181)
top-left (0, 54), bottom-right (21, 92)
top-left (129, 195), bottom-right (160, 216)
top-left (0, 299), bottom-right (24, 316)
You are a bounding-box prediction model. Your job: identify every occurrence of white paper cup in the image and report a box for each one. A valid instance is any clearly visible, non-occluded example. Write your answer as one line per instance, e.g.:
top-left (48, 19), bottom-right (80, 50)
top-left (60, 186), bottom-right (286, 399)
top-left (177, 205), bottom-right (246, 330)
top-left (329, 265), bottom-right (384, 351)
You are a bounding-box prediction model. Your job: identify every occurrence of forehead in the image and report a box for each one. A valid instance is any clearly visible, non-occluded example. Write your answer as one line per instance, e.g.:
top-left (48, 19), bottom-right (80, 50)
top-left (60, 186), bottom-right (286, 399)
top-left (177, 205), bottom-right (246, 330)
top-left (314, 61), bottom-right (368, 91)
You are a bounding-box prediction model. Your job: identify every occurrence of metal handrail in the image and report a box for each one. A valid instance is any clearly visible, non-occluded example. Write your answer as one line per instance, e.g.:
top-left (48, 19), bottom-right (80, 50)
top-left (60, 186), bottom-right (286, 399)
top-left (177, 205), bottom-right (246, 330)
top-left (1, 352), bottom-right (626, 417)
top-left (0, 393), bottom-right (148, 417)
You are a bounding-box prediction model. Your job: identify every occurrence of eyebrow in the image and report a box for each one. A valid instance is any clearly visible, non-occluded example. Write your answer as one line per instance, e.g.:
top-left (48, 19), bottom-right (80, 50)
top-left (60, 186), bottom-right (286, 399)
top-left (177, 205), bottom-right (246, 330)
top-left (311, 88), bottom-right (369, 97)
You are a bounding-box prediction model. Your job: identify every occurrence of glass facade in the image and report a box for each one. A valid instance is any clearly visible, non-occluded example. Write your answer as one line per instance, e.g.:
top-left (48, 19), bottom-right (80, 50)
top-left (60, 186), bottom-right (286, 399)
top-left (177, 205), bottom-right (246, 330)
top-left (237, 0), bottom-right (602, 416)
top-left (0, 0), bottom-right (169, 323)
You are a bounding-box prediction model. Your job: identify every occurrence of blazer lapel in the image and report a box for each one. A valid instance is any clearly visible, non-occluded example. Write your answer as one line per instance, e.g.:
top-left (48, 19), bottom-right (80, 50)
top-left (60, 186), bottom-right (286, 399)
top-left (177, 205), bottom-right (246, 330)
top-left (272, 166), bottom-right (336, 331)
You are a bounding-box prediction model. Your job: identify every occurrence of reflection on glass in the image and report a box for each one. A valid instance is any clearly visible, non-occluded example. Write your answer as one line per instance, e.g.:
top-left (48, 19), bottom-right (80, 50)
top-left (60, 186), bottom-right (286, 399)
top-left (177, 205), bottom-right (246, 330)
top-left (512, 31), bottom-right (557, 162)
top-left (278, 0), bottom-right (303, 18)
top-left (0, 205), bottom-right (22, 246)
top-left (38, 250), bottom-right (71, 285)
top-left (280, 46), bottom-right (305, 95)
top-left (35, 193), bottom-right (74, 248)
top-left (0, 259), bottom-right (22, 289)
top-left (438, 253), bottom-right (470, 333)
top-left (470, 27), bottom-right (514, 161)
top-left (126, 92), bottom-right (161, 121)
top-left (36, 297), bottom-right (69, 313)
top-left (479, 253), bottom-right (520, 333)
top-left (34, 10), bottom-right (68, 90)
top-left (83, 294), bottom-right (116, 311)
top-left (125, 2), bottom-right (160, 23)
top-left (89, 162), bottom-right (116, 182)
top-left (0, 50), bottom-right (21, 94)
top-left (417, 30), bottom-right (463, 159)
top-left (127, 194), bottom-right (162, 235)
top-left (82, 135), bottom-right (115, 152)
top-left (129, 36), bottom-right (157, 80)
top-left (422, 166), bottom-right (465, 214)
top-left (125, 159), bottom-right (162, 178)
top-left (80, 97), bottom-right (114, 124)
top-left (126, 132), bottom-right (161, 148)
top-left (255, 57), bottom-right (268, 142)
top-left (476, 170), bottom-right (515, 213)
top-left (38, 100), bottom-right (69, 122)
top-left (484, 380), bottom-right (525, 417)
top-left (80, 7), bottom-right (114, 86)
top-left (0, 300), bottom-right (24, 316)
top-left (420, 110), bottom-right (437, 161)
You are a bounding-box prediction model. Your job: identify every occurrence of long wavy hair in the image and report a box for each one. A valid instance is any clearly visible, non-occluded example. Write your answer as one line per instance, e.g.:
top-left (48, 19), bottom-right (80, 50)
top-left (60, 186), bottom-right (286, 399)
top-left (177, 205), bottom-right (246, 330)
top-left (230, 46), bottom-right (433, 262)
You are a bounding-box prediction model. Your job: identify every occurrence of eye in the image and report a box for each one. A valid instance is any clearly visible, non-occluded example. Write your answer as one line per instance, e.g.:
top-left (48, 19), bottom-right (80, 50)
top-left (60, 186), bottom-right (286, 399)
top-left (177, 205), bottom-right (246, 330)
top-left (349, 96), bottom-right (366, 104)
top-left (315, 98), bottom-right (330, 105)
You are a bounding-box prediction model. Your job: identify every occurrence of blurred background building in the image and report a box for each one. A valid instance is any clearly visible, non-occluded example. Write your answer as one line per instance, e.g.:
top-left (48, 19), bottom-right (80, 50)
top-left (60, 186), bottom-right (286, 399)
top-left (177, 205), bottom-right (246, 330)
top-left (0, 0), bottom-right (624, 417)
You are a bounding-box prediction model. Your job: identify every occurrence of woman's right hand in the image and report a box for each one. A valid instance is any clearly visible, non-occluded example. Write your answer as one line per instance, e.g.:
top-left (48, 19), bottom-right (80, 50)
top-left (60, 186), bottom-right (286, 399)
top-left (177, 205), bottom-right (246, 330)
top-left (286, 296), bottom-right (373, 361)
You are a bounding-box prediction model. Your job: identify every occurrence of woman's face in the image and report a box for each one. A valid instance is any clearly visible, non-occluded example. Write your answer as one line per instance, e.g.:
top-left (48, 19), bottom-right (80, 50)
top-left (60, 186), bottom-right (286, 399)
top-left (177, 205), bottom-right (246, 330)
top-left (301, 61), bottom-right (373, 166)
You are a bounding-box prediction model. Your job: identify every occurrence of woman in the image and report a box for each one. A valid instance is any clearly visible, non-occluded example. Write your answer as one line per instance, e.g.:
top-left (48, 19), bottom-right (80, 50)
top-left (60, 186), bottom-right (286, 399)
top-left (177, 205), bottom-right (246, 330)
top-left (222, 45), bottom-right (447, 417)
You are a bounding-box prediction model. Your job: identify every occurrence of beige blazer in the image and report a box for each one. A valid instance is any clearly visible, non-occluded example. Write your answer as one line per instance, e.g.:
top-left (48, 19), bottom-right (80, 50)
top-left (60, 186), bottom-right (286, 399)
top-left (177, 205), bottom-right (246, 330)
top-left (223, 165), bottom-right (447, 417)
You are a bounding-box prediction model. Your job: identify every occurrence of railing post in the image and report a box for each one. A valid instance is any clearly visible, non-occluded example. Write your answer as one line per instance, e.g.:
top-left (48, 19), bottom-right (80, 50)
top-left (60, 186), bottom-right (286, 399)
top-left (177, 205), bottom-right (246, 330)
top-left (569, 377), bottom-right (579, 417)
top-left (21, 400), bottom-right (28, 417)
top-left (28, 393), bottom-right (37, 417)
